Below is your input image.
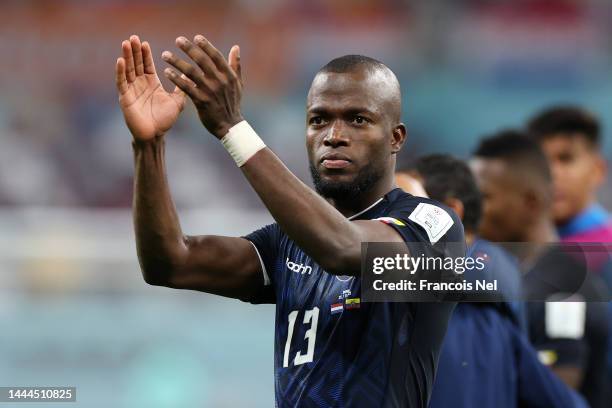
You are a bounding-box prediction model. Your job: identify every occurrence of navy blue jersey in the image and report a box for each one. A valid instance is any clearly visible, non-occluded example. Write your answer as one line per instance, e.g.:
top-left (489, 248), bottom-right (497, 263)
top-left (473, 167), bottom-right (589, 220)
top-left (429, 304), bottom-right (587, 408)
top-left (430, 240), bottom-right (586, 408)
top-left (525, 247), bottom-right (610, 408)
top-left (244, 188), bottom-right (465, 408)
top-left (467, 239), bottom-right (526, 330)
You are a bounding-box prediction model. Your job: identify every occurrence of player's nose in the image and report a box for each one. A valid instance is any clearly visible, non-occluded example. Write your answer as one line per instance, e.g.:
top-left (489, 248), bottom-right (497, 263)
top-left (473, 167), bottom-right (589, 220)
top-left (323, 121), bottom-right (350, 147)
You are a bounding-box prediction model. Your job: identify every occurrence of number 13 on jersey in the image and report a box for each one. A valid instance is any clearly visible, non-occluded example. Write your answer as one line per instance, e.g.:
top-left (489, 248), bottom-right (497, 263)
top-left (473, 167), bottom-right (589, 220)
top-left (283, 307), bottom-right (320, 367)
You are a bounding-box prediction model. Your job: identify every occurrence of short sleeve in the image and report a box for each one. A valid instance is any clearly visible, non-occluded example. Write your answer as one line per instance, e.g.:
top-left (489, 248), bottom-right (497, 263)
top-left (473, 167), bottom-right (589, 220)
top-left (376, 198), bottom-right (466, 262)
top-left (513, 320), bottom-right (589, 408)
top-left (527, 302), bottom-right (588, 368)
top-left (243, 223), bottom-right (281, 304)
top-left (373, 197), bottom-right (466, 301)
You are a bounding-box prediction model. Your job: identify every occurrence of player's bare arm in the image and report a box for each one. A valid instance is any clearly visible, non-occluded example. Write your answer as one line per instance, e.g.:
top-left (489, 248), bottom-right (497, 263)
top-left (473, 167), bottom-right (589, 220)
top-left (116, 35), bottom-right (264, 300)
top-left (162, 35), bottom-right (405, 276)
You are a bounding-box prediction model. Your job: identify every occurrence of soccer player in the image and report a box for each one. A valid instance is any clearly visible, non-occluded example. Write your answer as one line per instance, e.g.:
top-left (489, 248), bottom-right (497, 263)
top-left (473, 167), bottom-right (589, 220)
top-left (527, 106), bottom-right (612, 245)
top-left (398, 154), bottom-right (587, 408)
top-left (528, 105), bottom-right (612, 408)
top-left (398, 155), bottom-right (524, 321)
top-left (115, 35), bottom-right (464, 407)
top-left (471, 131), bottom-right (610, 408)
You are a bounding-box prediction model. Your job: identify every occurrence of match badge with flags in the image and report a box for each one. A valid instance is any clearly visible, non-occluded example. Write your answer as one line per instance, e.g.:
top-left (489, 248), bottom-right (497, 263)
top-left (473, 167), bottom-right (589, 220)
top-left (330, 303), bottom-right (344, 315)
top-left (345, 298), bottom-right (361, 310)
top-left (375, 217), bottom-right (406, 227)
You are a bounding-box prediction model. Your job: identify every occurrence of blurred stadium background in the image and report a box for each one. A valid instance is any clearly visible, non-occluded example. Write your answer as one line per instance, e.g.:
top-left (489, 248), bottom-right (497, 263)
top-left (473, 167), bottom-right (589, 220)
top-left (2, 0), bottom-right (612, 406)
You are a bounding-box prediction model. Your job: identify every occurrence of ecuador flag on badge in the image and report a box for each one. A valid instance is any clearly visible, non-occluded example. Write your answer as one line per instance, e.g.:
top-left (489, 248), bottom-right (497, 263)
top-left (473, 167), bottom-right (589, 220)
top-left (375, 217), bottom-right (406, 227)
top-left (345, 298), bottom-right (361, 310)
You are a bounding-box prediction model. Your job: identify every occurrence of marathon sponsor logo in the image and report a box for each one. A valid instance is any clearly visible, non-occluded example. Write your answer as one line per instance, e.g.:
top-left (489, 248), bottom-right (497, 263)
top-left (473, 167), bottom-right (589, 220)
top-left (286, 258), bottom-right (312, 275)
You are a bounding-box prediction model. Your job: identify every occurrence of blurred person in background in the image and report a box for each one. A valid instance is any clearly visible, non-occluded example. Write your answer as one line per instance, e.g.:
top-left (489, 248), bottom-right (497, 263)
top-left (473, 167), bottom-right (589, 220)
top-left (397, 154), bottom-right (587, 408)
top-left (528, 105), bottom-right (612, 407)
top-left (471, 130), bottom-right (610, 408)
top-left (397, 155), bottom-right (524, 322)
top-left (527, 106), bottom-right (611, 245)
top-left (115, 34), bottom-right (464, 408)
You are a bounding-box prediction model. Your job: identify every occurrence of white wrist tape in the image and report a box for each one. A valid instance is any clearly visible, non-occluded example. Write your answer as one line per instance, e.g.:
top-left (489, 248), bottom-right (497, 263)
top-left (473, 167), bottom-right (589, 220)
top-left (221, 121), bottom-right (266, 167)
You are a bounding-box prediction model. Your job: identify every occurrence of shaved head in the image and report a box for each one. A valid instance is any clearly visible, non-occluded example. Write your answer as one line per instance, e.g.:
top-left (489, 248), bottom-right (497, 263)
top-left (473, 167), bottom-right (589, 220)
top-left (470, 130), bottom-right (553, 242)
top-left (310, 55), bottom-right (402, 123)
top-left (473, 130), bottom-right (552, 200)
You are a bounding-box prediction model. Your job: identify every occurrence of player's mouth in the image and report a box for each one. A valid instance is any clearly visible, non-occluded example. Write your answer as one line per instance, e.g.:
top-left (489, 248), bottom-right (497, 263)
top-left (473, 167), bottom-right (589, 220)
top-left (553, 190), bottom-right (566, 203)
top-left (320, 153), bottom-right (352, 169)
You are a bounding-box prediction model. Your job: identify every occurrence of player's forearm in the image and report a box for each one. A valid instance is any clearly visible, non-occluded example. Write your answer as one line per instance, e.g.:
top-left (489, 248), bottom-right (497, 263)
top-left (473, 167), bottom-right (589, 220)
top-left (242, 148), bottom-right (362, 274)
top-left (132, 136), bottom-right (188, 284)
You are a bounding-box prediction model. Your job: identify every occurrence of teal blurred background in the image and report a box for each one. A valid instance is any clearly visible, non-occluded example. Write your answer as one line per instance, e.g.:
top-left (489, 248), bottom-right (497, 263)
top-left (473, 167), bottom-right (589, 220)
top-left (0, 209), bottom-right (275, 407)
top-left (2, 0), bottom-right (612, 406)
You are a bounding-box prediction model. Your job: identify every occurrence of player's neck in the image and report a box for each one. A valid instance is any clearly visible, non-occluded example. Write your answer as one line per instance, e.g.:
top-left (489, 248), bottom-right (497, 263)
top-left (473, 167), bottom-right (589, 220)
top-left (510, 219), bottom-right (558, 265)
top-left (465, 231), bottom-right (476, 246)
top-left (572, 196), bottom-right (599, 221)
top-left (330, 177), bottom-right (395, 219)
top-left (524, 217), bottom-right (558, 244)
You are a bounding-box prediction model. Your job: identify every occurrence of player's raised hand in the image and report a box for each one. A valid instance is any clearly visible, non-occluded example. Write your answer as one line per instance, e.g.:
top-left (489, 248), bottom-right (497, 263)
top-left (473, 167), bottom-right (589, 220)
top-left (116, 35), bottom-right (186, 141)
top-left (161, 35), bottom-right (244, 139)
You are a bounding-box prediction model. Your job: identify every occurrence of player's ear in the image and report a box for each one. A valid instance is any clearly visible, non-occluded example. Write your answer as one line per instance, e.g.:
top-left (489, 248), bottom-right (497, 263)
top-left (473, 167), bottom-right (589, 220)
top-left (524, 186), bottom-right (546, 215)
top-left (593, 153), bottom-right (607, 187)
top-left (391, 123), bottom-right (407, 154)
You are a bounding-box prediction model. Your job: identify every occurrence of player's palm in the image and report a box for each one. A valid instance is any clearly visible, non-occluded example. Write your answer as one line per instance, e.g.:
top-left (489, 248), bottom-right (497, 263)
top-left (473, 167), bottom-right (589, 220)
top-left (116, 36), bottom-right (185, 141)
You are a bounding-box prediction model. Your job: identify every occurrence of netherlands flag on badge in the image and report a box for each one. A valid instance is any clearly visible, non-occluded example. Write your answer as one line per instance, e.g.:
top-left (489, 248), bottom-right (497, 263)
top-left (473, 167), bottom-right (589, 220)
top-left (330, 303), bottom-right (343, 314)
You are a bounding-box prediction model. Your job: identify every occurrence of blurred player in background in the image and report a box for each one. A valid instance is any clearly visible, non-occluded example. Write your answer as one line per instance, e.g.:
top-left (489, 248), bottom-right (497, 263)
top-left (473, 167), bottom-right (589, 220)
top-left (115, 34), bottom-right (464, 407)
top-left (527, 106), bottom-right (611, 245)
top-left (397, 154), bottom-right (587, 408)
top-left (397, 155), bottom-right (523, 313)
top-left (472, 131), bottom-right (610, 408)
top-left (528, 105), bottom-right (612, 408)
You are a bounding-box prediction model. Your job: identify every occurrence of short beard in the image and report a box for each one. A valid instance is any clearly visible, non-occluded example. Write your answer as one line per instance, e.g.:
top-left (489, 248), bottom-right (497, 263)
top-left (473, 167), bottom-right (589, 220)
top-left (310, 162), bottom-right (385, 201)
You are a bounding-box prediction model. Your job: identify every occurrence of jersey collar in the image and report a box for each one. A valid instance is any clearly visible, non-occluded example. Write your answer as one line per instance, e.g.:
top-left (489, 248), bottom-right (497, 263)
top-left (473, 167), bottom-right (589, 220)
top-left (558, 203), bottom-right (610, 238)
top-left (346, 188), bottom-right (404, 220)
top-left (347, 197), bottom-right (384, 220)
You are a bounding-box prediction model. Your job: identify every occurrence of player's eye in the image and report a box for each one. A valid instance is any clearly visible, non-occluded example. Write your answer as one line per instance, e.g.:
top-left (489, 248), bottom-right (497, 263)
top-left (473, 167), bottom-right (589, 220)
top-left (557, 152), bottom-right (574, 163)
top-left (309, 116), bottom-right (325, 126)
top-left (352, 116), bottom-right (368, 125)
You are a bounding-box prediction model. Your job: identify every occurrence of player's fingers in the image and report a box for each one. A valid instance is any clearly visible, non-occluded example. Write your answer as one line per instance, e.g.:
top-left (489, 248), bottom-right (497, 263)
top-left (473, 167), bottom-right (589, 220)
top-left (141, 41), bottom-right (156, 75)
top-left (115, 57), bottom-right (129, 95)
top-left (228, 45), bottom-right (242, 82)
top-left (194, 35), bottom-right (230, 74)
top-left (175, 36), bottom-right (216, 78)
top-left (180, 73), bottom-right (196, 88)
top-left (161, 50), bottom-right (207, 88)
top-left (164, 67), bottom-right (200, 101)
top-left (122, 40), bottom-right (136, 82)
top-left (171, 89), bottom-right (186, 111)
top-left (130, 35), bottom-right (144, 76)
top-left (172, 74), bottom-right (194, 94)
top-left (170, 74), bottom-right (189, 109)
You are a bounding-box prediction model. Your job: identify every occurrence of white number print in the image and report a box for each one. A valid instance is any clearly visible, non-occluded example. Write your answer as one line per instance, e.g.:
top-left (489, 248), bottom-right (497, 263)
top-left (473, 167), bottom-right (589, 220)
top-left (282, 307), bottom-right (320, 367)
